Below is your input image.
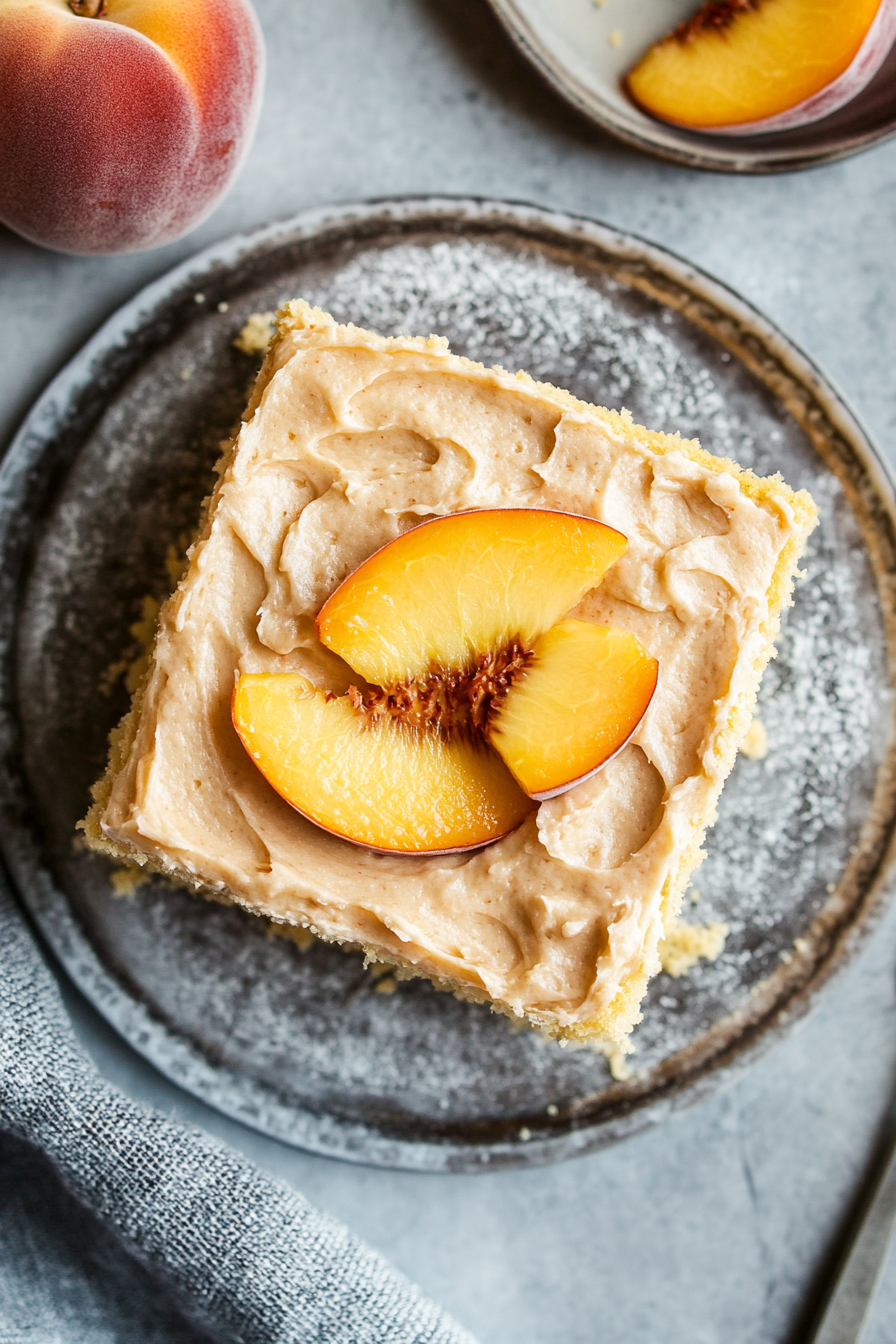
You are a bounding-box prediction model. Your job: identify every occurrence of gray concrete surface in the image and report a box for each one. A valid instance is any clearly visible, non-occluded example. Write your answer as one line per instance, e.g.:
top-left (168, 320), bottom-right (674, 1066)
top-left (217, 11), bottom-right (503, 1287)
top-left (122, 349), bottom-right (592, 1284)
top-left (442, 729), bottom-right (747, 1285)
top-left (3, 2), bottom-right (896, 1340)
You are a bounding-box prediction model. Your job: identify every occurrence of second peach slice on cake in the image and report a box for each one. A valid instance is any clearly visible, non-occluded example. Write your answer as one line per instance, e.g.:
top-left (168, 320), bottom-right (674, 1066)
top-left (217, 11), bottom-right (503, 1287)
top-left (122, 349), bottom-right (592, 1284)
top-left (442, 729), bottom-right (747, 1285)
top-left (232, 509), bottom-right (658, 855)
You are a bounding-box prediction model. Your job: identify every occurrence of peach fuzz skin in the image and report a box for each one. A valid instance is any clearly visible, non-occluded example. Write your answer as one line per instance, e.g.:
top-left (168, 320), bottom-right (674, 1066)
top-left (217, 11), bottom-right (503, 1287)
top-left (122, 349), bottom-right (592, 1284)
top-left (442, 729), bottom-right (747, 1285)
top-left (0, 0), bottom-right (263, 254)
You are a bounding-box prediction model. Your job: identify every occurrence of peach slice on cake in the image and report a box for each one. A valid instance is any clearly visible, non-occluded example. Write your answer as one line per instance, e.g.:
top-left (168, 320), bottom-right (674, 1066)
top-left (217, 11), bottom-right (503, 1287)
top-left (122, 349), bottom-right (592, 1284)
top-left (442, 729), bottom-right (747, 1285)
top-left (232, 673), bottom-right (533, 855)
top-left (233, 509), bottom-right (659, 855)
top-left (316, 509), bottom-right (629, 686)
top-left (489, 619), bottom-right (659, 802)
top-left (624, 0), bottom-right (896, 136)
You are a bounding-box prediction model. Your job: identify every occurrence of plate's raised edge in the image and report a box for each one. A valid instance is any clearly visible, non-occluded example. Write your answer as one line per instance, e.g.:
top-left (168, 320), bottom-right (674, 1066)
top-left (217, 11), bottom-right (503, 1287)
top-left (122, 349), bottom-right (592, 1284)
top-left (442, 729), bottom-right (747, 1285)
top-left (485, 0), bottom-right (896, 175)
top-left (2, 196), bottom-right (896, 1172)
top-left (5, 193), bottom-right (896, 461)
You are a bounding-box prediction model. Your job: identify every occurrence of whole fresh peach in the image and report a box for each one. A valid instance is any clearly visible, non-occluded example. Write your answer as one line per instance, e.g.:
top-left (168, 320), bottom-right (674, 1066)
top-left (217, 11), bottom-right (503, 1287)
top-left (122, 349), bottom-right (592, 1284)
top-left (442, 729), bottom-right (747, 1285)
top-left (0, 0), bottom-right (264, 254)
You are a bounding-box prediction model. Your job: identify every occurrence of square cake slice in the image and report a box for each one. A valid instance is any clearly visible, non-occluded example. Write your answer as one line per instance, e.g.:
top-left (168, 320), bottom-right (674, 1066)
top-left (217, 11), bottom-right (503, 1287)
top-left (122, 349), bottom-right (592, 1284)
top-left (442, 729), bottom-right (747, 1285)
top-left (85, 300), bottom-right (817, 1048)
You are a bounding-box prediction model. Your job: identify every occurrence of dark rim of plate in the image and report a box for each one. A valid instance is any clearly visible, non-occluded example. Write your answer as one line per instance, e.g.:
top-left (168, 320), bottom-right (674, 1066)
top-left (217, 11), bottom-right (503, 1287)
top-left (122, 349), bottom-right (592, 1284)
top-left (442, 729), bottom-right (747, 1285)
top-left (1, 197), bottom-right (896, 1171)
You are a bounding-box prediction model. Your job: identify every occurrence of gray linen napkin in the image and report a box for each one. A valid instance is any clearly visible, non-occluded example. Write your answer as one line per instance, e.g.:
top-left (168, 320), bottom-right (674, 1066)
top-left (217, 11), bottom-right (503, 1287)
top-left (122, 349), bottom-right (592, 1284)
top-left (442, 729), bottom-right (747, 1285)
top-left (0, 879), bottom-right (478, 1344)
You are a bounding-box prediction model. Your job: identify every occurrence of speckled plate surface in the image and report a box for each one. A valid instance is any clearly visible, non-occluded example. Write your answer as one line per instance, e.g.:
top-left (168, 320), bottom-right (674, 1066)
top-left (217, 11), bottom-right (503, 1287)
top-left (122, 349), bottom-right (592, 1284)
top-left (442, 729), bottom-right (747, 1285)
top-left (487, 0), bottom-right (896, 173)
top-left (1, 198), bottom-right (896, 1172)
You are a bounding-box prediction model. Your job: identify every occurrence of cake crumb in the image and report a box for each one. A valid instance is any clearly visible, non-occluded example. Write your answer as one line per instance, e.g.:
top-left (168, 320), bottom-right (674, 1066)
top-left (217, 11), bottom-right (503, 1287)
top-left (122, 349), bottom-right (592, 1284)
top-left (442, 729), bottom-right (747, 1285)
top-left (374, 975), bottom-right (398, 995)
top-left (99, 595), bottom-right (160, 698)
top-left (518, 1127), bottom-right (532, 1141)
top-left (234, 311), bottom-right (276, 356)
top-left (740, 716), bottom-right (768, 760)
top-left (793, 937), bottom-right (809, 955)
top-left (165, 534), bottom-right (192, 590)
top-left (546, 1103), bottom-right (559, 1116)
top-left (217, 301), bottom-right (229, 313)
top-left (129, 594), bottom-right (160, 653)
top-left (608, 1050), bottom-right (631, 1081)
top-left (124, 596), bottom-right (161, 694)
top-left (110, 863), bottom-right (147, 897)
top-left (267, 921), bottom-right (316, 951)
top-left (659, 918), bottom-right (729, 978)
top-left (608, 28), bottom-right (623, 47)
top-left (98, 657), bottom-right (130, 698)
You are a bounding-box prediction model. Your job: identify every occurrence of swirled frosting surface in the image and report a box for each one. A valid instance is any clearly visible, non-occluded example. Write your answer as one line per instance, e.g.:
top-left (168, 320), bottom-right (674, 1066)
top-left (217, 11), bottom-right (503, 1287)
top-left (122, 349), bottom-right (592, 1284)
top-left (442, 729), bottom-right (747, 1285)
top-left (97, 302), bottom-right (814, 1040)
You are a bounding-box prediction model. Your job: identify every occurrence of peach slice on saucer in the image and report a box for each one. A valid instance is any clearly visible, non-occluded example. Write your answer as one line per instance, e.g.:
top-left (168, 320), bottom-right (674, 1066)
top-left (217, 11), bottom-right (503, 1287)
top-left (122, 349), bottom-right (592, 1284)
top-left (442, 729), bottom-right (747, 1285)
top-left (233, 509), bottom-right (658, 855)
top-left (624, 0), bottom-right (896, 136)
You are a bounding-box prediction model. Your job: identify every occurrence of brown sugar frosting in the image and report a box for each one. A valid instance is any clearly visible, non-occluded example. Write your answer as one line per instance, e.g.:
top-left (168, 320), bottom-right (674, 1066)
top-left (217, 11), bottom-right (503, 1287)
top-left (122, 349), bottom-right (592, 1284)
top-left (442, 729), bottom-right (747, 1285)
top-left (84, 300), bottom-right (817, 1048)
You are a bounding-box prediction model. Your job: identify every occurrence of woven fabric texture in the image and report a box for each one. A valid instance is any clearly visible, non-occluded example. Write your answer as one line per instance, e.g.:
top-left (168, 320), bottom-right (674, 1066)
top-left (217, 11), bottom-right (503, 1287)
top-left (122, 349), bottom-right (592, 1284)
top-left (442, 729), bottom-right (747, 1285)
top-left (0, 881), bottom-right (477, 1344)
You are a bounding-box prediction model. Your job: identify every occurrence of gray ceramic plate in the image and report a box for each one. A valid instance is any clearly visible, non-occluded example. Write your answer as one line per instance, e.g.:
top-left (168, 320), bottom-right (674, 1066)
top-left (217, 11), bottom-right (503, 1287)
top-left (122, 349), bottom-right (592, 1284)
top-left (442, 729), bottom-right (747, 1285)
top-left (1, 198), bottom-right (895, 1172)
top-left (487, 0), bottom-right (896, 173)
